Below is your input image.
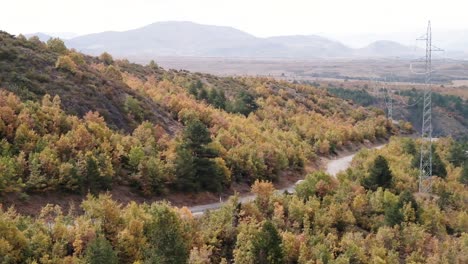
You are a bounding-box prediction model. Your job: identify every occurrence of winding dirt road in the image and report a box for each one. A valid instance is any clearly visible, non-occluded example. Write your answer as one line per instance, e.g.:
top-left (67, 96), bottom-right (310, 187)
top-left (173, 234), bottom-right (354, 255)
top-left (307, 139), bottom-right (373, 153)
top-left (189, 144), bottom-right (385, 215)
top-left (326, 144), bottom-right (385, 176)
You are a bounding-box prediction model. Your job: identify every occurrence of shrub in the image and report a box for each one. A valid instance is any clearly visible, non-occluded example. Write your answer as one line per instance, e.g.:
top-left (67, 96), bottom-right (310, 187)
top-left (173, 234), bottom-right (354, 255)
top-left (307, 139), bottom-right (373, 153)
top-left (28, 36), bottom-right (45, 48)
top-left (100, 52), bottom-right (114, 65)
top-left (104, 65), bottom-right (123, 81)
top-left (55, 55), bottom-right (78, 73)
top-left (148, 60), bottom-right (158, 69)
top-left (124, 96), bottom-right (144, 121)
top-left (69, 52), bottom-right (85, 65)
top-left (46, 38), bottom-right (67, 54)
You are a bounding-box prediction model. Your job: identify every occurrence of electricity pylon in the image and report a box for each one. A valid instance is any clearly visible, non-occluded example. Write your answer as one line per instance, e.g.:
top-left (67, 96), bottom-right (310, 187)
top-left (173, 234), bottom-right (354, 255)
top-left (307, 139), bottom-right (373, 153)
top-left (418, 21), bottom-right (442, 193)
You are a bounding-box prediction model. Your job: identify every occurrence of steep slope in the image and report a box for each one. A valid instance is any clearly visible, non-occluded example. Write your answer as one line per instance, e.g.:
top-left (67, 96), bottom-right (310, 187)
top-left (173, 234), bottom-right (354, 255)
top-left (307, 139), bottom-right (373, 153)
top-left (0, 31), bottom-right (179, 132)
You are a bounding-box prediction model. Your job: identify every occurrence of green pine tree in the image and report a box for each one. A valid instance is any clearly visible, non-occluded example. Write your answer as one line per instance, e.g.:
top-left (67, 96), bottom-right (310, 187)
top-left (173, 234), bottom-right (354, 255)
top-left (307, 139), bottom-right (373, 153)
top-left (175, 144), bottom-right (197, 191)
top-left (363, 155), bottom-right (393, 191)
top-left (228, 91), bottom-right (258, 116)
top-left (208, 88), bottom-right (227, 109)
top-left (175, 119), bottom-right (225, 192)
top-left (85, 155), bottom-right (101, 194)
top-left (384, 202), bottom-right (403, 227)
top-left (84, 236), bottom-right (118, 264)
top-left (254, 221), bottom-right (284, 264)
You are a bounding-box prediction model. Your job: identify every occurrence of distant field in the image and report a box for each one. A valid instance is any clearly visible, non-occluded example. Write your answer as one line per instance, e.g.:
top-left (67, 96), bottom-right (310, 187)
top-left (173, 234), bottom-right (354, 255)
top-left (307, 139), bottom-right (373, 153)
top-left (318, 78), bottom-right (468, 99)
top-left (136, 56), bottom-right (468, 88)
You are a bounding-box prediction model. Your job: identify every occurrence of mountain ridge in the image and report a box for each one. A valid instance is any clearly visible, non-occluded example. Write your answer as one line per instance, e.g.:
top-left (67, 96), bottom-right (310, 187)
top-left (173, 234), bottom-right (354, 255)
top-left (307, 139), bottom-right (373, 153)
top-left (28, 21), bottom-right (419, 59)
top-left (25, 22), bottom-right (468, 59)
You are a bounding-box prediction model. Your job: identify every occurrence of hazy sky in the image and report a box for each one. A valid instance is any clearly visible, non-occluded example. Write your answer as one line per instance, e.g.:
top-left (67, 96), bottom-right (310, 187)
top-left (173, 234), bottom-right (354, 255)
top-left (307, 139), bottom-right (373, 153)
top-left (2, 0), bottom-right (466, 38)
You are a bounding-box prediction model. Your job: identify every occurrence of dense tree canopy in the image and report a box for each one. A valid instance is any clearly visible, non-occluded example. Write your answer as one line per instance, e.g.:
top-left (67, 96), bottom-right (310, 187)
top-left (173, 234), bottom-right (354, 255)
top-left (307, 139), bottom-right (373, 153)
top-left (0, 137), bottom-right (466, 263)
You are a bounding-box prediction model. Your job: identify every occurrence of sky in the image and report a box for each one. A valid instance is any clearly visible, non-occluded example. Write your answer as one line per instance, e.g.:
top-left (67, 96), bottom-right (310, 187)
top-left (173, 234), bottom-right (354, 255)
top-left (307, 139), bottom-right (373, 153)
top-left (2, 0), bottom-right (466, 45)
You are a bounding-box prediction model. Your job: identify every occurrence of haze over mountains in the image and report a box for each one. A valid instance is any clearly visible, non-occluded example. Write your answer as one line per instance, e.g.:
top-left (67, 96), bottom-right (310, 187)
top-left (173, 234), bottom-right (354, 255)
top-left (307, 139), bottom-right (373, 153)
top-left (24, 32), bottom-right (78, 41)
top-left (25, 21), bottom-right (468, 59)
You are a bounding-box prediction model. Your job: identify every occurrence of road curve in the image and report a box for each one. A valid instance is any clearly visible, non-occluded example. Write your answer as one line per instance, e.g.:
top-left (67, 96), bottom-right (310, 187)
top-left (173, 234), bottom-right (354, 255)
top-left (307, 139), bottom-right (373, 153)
top-left (326, 144), bottom-right (385, 176)
top-left (189, 144), bottom-right (385, 216)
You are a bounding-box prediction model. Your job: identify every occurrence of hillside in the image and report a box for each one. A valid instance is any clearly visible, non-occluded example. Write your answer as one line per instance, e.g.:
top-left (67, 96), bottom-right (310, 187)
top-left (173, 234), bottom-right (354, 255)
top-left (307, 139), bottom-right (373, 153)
top-left (0, 31), bottom-right (399, 206)
top-left (0, 31), bottom-right (179, 133)
top-left (323, 82), bottom-right (468, 139)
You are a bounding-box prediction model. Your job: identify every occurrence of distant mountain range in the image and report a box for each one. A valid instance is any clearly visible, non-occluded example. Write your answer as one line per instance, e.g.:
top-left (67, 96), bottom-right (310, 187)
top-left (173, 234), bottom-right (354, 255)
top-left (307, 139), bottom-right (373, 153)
top-left (25, 32), bottom-right (53, 42)
top-left (25, 32), bottom-right (78, 41)
top-left (24, 21), bottom-right (467, 59)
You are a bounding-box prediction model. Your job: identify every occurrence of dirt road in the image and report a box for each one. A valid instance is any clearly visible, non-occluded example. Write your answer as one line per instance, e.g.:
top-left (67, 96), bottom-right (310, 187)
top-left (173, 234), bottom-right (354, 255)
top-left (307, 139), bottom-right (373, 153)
top-left (189, 144), bottom-right (385, 215)
top-left (326, 144), bottom-right (384, 176)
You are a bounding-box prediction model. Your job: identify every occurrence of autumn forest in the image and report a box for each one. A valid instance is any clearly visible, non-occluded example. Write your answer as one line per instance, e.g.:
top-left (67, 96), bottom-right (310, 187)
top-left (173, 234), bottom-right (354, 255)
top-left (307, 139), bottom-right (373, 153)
top-left (0, 30), bottom-right (467, 264)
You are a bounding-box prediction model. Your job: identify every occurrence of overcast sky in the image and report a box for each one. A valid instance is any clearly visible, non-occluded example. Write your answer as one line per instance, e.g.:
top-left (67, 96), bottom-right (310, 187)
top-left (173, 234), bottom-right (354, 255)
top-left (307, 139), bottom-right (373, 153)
top-left (2, 0), bottom-right (466, 40)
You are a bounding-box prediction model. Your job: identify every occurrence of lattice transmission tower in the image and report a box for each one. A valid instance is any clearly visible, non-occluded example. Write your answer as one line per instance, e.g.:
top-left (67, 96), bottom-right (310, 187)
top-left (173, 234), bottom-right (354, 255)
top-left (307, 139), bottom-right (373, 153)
top-left (418, 21), bottom-right (442, 193)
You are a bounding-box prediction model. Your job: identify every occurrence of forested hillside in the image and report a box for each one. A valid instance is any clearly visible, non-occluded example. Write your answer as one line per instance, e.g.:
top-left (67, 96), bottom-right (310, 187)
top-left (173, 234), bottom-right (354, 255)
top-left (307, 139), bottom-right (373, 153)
top-left (324, 84), bottom-right (468, 139)
top-left (9, 31), bottom-right (468, 264)
top-left (0, 31), bottom-right (179, 133)
top-left (0, 137), bottom-right (466, 263)
top-left (0, 32), bottom-right (399, 202)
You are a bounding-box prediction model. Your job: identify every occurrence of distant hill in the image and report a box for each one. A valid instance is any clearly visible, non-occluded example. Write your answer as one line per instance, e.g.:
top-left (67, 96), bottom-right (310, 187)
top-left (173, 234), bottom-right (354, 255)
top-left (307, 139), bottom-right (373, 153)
top-left (266, 35), bottom-right (352, 57)
top-left (65, 21), bottom-right (425, 59)
top-left (66, 21), bottom-right (284, 57)
top-left (354, 40), bottom-right (420, 58)
top-left (25, 32), bottom-right (79, 41)
top-left (24, 32), bottom-right (52, 42)
top-left (328, 30), bottom-right (468, 58)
